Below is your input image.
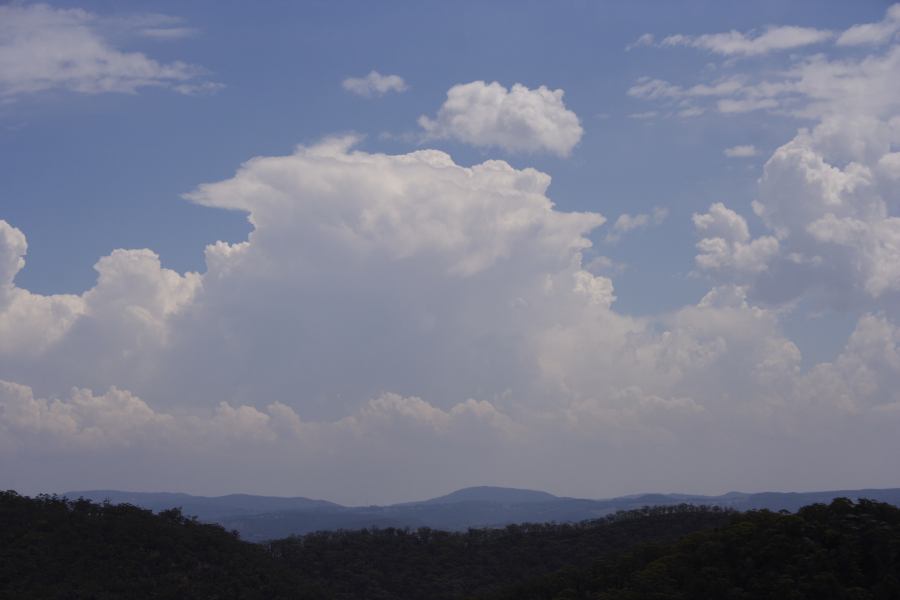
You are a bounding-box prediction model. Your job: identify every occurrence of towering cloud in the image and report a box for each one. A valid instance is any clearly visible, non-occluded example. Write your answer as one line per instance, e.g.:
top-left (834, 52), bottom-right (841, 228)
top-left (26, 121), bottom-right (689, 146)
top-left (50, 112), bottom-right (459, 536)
top-left (1, 129), bottom-right (899, 502)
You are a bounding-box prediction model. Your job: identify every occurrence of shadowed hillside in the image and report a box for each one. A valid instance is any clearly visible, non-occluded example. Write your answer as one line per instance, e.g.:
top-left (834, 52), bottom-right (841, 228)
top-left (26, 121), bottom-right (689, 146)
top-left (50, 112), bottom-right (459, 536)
top-left (0, 491), bottom-right (320, 599)
top-left (4, 491), bottom-right (900, 599)
top-left (480, 498), bottom-right (900, 600)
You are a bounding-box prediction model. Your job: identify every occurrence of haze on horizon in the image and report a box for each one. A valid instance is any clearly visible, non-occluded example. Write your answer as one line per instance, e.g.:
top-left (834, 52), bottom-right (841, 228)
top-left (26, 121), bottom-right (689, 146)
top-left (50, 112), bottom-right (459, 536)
top-left (2, 0), bottom-right (900, 506)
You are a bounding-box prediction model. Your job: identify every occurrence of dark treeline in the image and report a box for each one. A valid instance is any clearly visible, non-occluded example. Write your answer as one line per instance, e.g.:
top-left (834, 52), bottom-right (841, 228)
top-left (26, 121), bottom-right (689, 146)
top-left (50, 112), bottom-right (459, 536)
top-left (267, 503), bottom-right (730, 599)
top-left (2, 490), bottom-right (899, 599)
top-left (0, 491), bottom-right (317, 599)
top-left (484, 498), bottom-right (900, 600)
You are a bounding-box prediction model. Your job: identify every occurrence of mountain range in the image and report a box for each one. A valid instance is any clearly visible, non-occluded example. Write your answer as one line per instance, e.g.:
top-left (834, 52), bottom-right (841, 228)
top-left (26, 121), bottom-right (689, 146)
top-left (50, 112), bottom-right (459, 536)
top-left (65, 485), bottom-right (900, 542)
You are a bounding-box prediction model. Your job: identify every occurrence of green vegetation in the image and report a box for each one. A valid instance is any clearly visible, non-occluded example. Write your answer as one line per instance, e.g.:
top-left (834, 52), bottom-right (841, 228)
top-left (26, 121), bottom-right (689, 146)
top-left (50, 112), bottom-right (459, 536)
top-left (2, 490), bottom-right (899, 599)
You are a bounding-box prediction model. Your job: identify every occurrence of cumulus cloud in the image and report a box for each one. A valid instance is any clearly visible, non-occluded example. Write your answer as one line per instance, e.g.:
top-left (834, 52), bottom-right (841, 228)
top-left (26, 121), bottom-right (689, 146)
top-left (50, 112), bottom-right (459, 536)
top-left (0, 220), bottom-right (26, 291)
top-left (693, 203), bottom-right (779, 275)
top-left (419, 81), bottom-right (583, 156)
top-left (724, 145), bottom-right (758, 158)
top-left (683, 113), bottom-right (900, 312)
top-left (0, 3), bottom-right (216, 100)
top-left (342, 70), bottom-right (408, 97)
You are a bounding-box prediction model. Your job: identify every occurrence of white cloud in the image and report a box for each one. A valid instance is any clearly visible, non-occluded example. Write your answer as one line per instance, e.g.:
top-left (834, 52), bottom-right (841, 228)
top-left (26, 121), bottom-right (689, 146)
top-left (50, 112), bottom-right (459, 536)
top-left (0, 220), bottom-right (26, 291)
top-left (659, 25), bottom-right (833, 56)
top-left (0, 380), bottom-right (175, 448)
top-left (628, 76), bottom-right (745, 101)
top-left (101, 13), bottom-right (198, 41)
top-left (0, 4), bottom-right (215, 100)
top-left (717, 98), bottom-right (779, 114)
top-left (693, 203), bottom-right (779, 275)
top-left (724, 145), bottom-right (758, 158)
top-left (626, 33), bottom-right (655, 51)
top-left (678, 106), bottom-right (705, 118)
top-left (0, 221), bottom-right (83, 357)
top-left (138, 27), bottom-right (196, 40)
top-left (628, 11), bottom-right (900, 121)
top-left (837, 4), bottom-right (900, 47)
top-left (605, 207), bottom-right (668, 242)
top-left (342, 70), bottom-right (408, 97)
top-left (419, 81), bottom-right (583, 156)
top-left (686, 116), bottom-right (900, 308)
top-left (3, 133), bottom-right (900, 501)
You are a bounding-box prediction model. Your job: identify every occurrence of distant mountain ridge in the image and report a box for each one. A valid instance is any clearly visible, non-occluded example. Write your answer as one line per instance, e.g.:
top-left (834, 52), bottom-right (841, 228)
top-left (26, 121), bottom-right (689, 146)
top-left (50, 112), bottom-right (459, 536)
top-left (410, 485), bottom-right (560, 505)
top-left (65, 485), bottom-right (900, 542)
top-left (66, 490), bottom-right (338, 520)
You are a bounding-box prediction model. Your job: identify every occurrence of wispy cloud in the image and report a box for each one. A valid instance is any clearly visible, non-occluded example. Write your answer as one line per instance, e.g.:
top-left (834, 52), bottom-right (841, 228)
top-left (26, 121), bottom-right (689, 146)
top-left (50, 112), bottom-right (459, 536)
top-left (661, 26), bottom-right (833, 56)
top-left (0, 4), bottom-right (216, 101)
top-left (606, 207), bottom-right (668, 242)
top-left (837, 4), bottom-right (900, 46)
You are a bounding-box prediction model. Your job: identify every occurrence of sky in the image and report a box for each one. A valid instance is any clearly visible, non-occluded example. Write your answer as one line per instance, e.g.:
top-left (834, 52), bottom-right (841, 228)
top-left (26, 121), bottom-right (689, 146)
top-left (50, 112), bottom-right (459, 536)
top-left (1, 0), bottom-right (900, 505)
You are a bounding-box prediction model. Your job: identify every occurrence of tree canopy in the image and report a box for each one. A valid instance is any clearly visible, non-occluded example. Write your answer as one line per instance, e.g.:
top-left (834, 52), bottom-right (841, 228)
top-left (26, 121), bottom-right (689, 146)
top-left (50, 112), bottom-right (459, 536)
top-left (2, 490), bottom-right (899, 599)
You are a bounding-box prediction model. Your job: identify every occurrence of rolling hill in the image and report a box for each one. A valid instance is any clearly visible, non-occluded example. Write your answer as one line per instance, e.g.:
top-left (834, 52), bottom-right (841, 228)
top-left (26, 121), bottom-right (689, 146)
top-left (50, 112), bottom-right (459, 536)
top-left (65, 485), bottom-right (900, 541)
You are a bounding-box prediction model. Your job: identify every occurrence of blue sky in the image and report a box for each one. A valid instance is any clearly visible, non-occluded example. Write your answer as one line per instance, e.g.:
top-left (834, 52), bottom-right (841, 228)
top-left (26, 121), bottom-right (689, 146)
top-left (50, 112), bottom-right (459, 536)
top-left (1, 1), bottom-right (900, 503)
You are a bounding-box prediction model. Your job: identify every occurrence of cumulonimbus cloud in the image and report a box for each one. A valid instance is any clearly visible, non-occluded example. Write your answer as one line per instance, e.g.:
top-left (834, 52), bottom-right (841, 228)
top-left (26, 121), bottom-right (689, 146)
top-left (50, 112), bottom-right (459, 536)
top-left (2, 123), bottom-right (900, 501)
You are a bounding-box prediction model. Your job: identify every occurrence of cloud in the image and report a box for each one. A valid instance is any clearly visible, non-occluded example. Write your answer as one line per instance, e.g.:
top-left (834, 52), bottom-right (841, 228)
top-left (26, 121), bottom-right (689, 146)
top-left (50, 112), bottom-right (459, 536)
top-left (138, 27), bottom-right (197, 40)
top-left (628, 77), bottom-right (746, 101)
top-left (100, 12), bottom-right (198, 41)
top-left (837, 4), bottom-right (900, 47)
top-left (629, 34), bottom-right (900, 120)
top-left (342, 70), bottom-right (408, 97)
top-left (717, 98), bottom-right (779, 114)
top-left (693, 203), bottom-right (779, 275)
top-left (724, 145), bottom-right (758, 158)
top-left (419, 81), bottom-right (583, 156)
top-left (0, 3), bottom-right (216, 100)
top-left (658, 26), bottom-right (833, 56)
top-left (0, 220), bottom-right (26, 291)
top-left (678, 106), bottom-right (705, 118)
top-left (605, 207), bottom-right (668, 242)
top-left (685, 115), bottom-right (900, 311)
top-left (3, 132), bottom-right (900, 501)
top-left (625, 33), bottom-right (655, 51)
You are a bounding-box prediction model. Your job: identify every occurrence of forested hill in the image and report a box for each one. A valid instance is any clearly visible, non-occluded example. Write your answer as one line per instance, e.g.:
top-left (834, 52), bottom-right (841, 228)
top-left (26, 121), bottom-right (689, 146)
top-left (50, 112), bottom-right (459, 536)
top-left (0, 490), bottom-right (316, 599)
top-left (3, 490), bottom-right (900, 600)
top-left (482, 498), bottom-right (900, 600)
